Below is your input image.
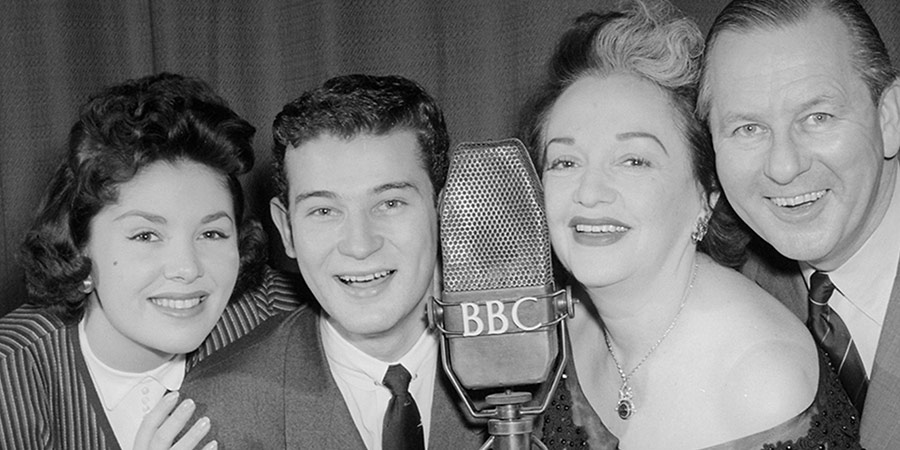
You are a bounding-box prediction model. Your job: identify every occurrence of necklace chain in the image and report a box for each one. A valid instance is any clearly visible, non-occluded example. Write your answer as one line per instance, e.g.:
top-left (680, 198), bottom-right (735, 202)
top-left (602, 262), bottom-right (699, 419)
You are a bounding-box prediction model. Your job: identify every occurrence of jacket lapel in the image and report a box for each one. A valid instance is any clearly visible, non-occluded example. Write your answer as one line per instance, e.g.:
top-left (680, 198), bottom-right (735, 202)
top-left (427, 365), bottom-right (486, 449)
top-left (280, 313), bottom-right (484, 449)
top-left (742, 241), bottom-right (809, 321)
top-left (283, 312), bottom-right (367, 449)
top-left (860, 260), bottom-right (900, 448)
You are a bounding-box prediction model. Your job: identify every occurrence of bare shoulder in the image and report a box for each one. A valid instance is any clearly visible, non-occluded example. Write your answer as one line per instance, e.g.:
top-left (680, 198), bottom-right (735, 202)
top-left (696, 259), bottom-right (811, 342)
top-left (692, 259), bottom-right (818, 435)
top-left (718, 335), bottom-right (817, 433)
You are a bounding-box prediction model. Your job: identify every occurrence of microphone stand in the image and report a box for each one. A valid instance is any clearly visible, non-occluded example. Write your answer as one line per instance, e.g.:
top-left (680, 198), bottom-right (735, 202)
top-left (479, 390), bottom-right (547, 450)
top-left (432, 288), bottom-right (571, 450)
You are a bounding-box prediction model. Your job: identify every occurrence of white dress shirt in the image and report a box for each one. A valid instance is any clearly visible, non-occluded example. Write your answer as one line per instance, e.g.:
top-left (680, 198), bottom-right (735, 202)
top-left (79, 320), bottom-right (186, 450)
top-left (801, 174), bottom-right (900, 376)
top-left (320, 317), bottom-right (438, 450)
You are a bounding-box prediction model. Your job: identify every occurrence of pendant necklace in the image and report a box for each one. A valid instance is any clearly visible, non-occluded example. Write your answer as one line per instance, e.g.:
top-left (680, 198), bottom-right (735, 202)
top-left (601, 262), bottom-right (698, 420)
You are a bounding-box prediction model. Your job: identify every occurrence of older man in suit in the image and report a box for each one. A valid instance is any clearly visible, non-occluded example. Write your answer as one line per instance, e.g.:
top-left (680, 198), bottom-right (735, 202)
top-left (699, 0), bottom-right (900, 448)
top-left (178, 74), bottom-right (483, 449)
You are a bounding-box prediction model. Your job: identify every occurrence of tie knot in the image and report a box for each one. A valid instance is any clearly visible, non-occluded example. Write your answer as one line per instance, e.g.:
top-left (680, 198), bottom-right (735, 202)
top-left (809, 271), bottom-right (835, 306)
top-left (383, 364), bottom-right (412, 396)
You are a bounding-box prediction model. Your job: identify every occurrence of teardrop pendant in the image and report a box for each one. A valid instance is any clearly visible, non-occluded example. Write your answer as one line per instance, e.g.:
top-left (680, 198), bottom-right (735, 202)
top-left (616, 381), bottom-right (635, 420)
top-left (617, 397), bottom-right (634, 420)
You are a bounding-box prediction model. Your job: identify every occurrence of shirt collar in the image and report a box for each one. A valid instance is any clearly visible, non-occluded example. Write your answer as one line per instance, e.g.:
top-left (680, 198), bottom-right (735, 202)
top-left (801, 174), bottom-right (900, 324)
top-left (320, 316), bottom-right (437, 391)
top-left (79, 319), bottom-right (186, 410)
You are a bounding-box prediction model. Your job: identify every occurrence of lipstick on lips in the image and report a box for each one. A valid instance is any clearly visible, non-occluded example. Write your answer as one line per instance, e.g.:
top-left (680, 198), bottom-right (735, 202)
top-left (569, 216), bottom-right (630, 246)
top-left (149, 291), bottom-right (208, 310)
top-left (768, 189), bottom-right (828, 208)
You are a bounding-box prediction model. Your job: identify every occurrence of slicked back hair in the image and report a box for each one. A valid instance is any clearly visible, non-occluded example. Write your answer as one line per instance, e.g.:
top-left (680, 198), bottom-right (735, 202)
top-left (698, 0), bottom-right (897, 122)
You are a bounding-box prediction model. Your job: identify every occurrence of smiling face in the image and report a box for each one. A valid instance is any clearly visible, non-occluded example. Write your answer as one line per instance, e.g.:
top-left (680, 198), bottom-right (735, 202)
top-left (83, 160), bottom-right (239, 372)
top-left (270, 131), bottom-right (437, 360)
top-left (706, 12), bottom-right (900, 270)
top-left (541, 74), bottom-right (705, 290)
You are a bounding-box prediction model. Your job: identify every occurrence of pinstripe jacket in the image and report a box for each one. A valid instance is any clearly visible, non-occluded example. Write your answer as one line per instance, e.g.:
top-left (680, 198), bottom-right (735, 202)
top-left (0, 266), bottom-right (303, 450)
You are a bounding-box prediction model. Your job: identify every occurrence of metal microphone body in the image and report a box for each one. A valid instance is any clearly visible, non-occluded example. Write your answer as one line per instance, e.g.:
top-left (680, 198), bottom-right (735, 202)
top-left (436, 138), bottom-right (561, 390)
top-left (432, 138), bottom-right (572, 450)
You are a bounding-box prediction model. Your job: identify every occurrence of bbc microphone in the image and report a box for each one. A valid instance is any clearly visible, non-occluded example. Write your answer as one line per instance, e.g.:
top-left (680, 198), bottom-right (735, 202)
top-left (429, 138), bottom-right (572, 449)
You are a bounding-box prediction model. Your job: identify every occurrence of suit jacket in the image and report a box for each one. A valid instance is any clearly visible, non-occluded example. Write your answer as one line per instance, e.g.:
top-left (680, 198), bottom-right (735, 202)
top-left (742, 241), bottom-right (900, 450)
top-left (0, 266), bottom-right (300, 450)
top-left (180, 307), bottom-right (485, 450)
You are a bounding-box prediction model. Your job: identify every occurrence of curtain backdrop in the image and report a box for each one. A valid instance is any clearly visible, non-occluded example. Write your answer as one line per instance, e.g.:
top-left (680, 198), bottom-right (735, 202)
top-left (2, 0), bottom-right (899, 315)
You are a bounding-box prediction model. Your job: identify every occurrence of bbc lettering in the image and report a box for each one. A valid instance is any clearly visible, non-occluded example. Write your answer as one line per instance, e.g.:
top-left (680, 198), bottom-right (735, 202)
top-left (460, 297), bottom-right (543, 336)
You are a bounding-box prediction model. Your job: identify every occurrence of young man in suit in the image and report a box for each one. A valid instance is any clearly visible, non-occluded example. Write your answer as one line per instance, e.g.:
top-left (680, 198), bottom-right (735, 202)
top-left (178, 74), bottom-right (483, 449)
top-left (699, 1), bottom-right (900, 448)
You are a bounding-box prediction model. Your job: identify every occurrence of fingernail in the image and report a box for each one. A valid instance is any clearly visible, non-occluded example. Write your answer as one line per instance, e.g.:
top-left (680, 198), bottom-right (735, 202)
top-left (197, 416), bottom-right (210, 430)
top-left (164, 391), bottom-right (179, 403)
top-left (178, 398), bottom-right (195, 411)
top-left (209, 441), bottom-right (218, 450)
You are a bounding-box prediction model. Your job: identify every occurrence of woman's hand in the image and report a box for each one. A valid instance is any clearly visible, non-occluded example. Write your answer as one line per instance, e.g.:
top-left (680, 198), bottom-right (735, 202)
top-left (133, 391), bottom-right (217, 450)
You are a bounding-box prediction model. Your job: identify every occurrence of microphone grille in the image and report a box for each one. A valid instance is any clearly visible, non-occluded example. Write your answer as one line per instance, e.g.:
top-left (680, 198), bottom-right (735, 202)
top-left (440, 139), bottom-right (553, 293)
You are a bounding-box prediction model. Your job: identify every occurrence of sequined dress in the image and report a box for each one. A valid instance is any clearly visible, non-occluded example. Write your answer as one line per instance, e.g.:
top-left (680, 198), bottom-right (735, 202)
top-left (539, 350), bottom-right (861, 449)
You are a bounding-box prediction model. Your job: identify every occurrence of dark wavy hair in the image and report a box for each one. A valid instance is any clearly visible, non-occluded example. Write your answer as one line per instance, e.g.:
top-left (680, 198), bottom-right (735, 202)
top-left (19, 72), bottom-right (265, 322)
top-left (272, 74), bottom-right (450, 206)
top-left (521, 0), bottom-right (750, 268)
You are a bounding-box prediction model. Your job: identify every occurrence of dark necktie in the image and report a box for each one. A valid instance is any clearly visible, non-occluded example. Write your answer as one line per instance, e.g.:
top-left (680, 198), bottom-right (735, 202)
top-left (807, 271), bottom-right (869, 414)
top-left (382, 364), bottom-right (425, 450)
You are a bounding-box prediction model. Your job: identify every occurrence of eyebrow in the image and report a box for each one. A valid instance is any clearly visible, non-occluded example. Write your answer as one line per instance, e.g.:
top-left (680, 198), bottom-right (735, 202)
top-left (293, 182), bottom-right (420, 205)
top-left (616, 131), bottom-right (667, 155)
top-left (201, 211), bottom-right (235, 224)
top-left (114, 210), bottom-right (234, 224)
top-left (114, 210), bottom-right (166, 224)
top-left (718, 111), bottom-right (753, 125)
top-left (543, 133), bottom-right (667, 154)
top-left (292, 190), bottom-right (336, 205)
top-left (373, 181), bottom-right (419, 195)
top-left (797, 94), bottom-right (838, 113)
top-left (714, 110), bottom-right (757, 134)
top-left (544, 137), bottom-right (574, 151)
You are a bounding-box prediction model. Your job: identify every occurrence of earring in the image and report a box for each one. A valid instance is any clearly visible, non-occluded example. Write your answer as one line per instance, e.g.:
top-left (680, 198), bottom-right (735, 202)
top-left (691, 214), bottom-right (711, 245)
top-left (80, 276), bottom-right (94, 294)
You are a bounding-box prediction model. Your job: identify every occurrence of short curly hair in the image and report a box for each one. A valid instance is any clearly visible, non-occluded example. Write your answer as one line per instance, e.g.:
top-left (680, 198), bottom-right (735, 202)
top-left (271, 74), bottom-right (449, 207)
top-left (19, 72), bottom-right (265, 322)
top-left (522, 0), bottom-right (750, 267)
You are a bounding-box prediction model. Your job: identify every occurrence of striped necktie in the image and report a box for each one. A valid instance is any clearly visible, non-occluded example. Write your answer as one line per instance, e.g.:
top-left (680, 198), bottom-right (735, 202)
top-left (807, 271), bottom-right (868, 414)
